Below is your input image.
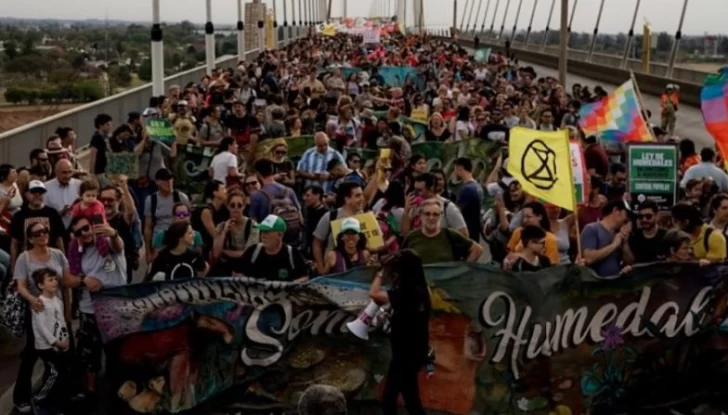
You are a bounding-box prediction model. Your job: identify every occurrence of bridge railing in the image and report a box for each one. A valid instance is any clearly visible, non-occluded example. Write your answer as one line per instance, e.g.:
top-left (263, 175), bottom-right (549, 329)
top-left (443, 34), bottom-right (703, 107)
top-left (453, 32), bottom-right (709, 87)
top-left (0, 31), bottom-right (306, 165)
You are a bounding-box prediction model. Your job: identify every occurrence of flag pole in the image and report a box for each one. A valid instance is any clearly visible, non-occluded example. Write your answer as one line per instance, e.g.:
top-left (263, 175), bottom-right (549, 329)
top-left (630, 70), bottom-right (657, 142)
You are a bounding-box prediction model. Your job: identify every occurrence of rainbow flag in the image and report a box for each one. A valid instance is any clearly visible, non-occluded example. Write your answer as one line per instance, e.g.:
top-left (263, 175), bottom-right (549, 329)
top-left (701, 68), bottom-right (728, 163)
top-left (578, 79), bottom-right (652, 142)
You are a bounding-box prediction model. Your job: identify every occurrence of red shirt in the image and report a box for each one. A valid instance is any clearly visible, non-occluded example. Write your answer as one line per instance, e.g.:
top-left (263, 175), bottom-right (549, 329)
top-left (71, 200), bottom-right (107, 225)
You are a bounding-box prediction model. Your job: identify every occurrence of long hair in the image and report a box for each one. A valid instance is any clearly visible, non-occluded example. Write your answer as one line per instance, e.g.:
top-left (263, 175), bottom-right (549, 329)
top-left (382, 249), bottom-right (431, 313)
top-left (163, 222), bottom-right (191, 250)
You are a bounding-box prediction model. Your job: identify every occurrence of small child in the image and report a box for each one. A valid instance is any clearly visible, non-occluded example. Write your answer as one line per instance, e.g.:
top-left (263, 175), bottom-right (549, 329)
top-left (70, 178), bottom-right (107, 226)
top-left (510, 225), bottom-right (552, 272)
top-left (31, 267), bottom-right (70, 414)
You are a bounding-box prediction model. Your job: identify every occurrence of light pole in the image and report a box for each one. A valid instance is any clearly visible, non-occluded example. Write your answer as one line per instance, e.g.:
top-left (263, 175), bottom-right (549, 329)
top-left (667, 0), bottom-right (689, 78)
top-left (150, 0), bottom-right (164, 95)
top-left (558, 0), bottom-right (568, 86)
top-left (236, 0), bottom-right (245, 61)
top-left (204, 0), bottom-right (215, 75)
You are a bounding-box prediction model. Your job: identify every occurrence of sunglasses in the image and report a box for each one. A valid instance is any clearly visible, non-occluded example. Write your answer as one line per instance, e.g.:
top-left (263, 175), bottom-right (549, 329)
top-left (229, 202), bottom-right (244, 209)
top-left (100, 197), bottom-right (116, 204)
top-left (174, 211), bottom-right (190, 218)
top-left (31, 228), bottom-right (49, 238)
top-left (351, 159), bottom-right (361, 164)
top-left (275, 151), bottom-right (287, 156)
top-left (245, 182), bottom-right (259, 187)
top-left (73, 225), bottom-right (90, 237)
top-left (422, 212), bottom-right (440, 217)
top-left (638, 213), bottom-right (654, 220)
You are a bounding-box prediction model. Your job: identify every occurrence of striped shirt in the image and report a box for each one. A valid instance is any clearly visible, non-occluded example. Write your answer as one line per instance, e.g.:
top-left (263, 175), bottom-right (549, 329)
top-left (296, 146), bottom-right (344, 192)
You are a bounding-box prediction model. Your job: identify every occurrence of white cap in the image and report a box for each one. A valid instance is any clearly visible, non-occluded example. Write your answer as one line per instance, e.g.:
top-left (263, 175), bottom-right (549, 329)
top-left (142, 107), bottom-right (159, 117)
top-left (27, 180), bottom-right (46, 193)
top-left (177, 100), bottom-right (188, 106)
top-left (340, 217), bottom-right (361, 234)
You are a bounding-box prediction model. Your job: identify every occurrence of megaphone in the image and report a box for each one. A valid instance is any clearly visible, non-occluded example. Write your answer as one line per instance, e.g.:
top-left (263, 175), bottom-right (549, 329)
top-left (346, 300), bottom-right (380, 340)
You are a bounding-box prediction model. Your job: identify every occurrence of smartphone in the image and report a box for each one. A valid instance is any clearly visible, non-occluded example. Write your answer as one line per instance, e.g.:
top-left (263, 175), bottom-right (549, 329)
top-left (92, 214), bottom-right (103, 225)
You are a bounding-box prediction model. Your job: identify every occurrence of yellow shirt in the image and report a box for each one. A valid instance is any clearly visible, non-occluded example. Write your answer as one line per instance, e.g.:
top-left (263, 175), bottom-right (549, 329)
top-left (691, 224), bottom-right (727, 261)
top-left (507, 227), bottom-right (560, 265)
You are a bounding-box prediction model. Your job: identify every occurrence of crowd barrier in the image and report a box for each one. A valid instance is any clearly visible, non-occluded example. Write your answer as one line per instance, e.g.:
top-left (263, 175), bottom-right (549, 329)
top-left (440, 36), bottom-right (704, 108)
top-left (92, 261), bottom-right (728, 414)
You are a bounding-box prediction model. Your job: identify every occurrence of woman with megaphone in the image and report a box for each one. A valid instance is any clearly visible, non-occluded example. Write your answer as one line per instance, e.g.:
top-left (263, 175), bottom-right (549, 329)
top-left (368, 249), bottom-right (431, 415)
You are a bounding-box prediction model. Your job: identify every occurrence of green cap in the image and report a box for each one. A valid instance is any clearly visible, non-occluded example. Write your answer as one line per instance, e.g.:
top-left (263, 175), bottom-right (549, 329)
top-left (256, 214), bottom-right (287, 233)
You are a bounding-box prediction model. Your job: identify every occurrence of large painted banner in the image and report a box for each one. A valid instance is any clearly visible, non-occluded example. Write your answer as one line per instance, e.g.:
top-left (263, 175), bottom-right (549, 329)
top-left (93, 262), bottom-right (728, 414)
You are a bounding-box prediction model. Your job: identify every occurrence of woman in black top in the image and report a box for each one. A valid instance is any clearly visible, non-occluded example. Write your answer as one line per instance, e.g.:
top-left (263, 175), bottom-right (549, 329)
top-left (148, 222), bottom-right (208, 281)
top-left (424, 112), bottom-right (451, 142)
top-left (370, 249), bottom-right (431, 415)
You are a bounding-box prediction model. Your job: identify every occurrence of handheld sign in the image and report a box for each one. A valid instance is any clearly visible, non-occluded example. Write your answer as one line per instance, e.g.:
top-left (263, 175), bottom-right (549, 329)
top-left (330, 212), bottom-right (385, 250)
top-left (627, 143), bottom-right (678, 211)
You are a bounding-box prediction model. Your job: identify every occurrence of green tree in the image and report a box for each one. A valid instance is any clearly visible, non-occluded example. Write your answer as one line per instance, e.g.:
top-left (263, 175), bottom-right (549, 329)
top-left (138, 58), bottom-right (152, 82)
top-left (3, 40), bottom-right (18, 60)
top-left (115, 40), bottom-right (125, 58)
top-left (109, 65), bottom-right (132, 87)
top-left (4, 88), bottom-right (25, 105)
top-left (4, 55), bottom-right (52, 78)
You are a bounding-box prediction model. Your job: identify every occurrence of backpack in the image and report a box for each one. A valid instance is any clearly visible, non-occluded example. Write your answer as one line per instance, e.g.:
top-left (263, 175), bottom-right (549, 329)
top-left (250, 243), bottom-right (295, 269)
top-left (703, 226), bottom-right (728, 258)
top-left (150, 190), bottom-right (181, 227)
top-left (261, 187), bottom-right (302, 245)
top-left (190, 203), bottom-right (213, 235)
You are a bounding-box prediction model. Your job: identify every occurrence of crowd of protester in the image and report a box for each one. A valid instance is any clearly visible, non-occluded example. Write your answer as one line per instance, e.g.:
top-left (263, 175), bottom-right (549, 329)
top-left (0, 29), bottom-right (726, 414)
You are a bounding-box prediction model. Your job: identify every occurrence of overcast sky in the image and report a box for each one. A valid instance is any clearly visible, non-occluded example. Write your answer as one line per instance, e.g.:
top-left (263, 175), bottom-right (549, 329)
top-left (2, 0), bottom-right (725, 35)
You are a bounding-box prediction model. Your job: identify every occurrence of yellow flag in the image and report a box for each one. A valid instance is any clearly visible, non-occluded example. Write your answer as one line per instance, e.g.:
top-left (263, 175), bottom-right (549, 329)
top-left (506, 127), bottom-right (576, 211)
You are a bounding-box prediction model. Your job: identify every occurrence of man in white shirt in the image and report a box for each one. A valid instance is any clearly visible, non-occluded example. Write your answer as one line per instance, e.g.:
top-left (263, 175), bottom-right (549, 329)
top-left (44, 159), bottom-right (82, 228)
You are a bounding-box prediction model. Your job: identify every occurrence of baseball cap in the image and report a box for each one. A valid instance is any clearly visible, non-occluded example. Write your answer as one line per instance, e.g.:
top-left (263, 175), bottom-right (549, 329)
top-left (142, 107), bottom-right (159, 117)
top-left (27, 180), bottom-right (47, 193)
top-left (340, 217), bottom-right (361, 234)
top-left (154, 168), bottom-right (174, 181)
top-left (177, 100), bottom-right (189, 106)
top-left (256, 215), bottom-right (287, 233)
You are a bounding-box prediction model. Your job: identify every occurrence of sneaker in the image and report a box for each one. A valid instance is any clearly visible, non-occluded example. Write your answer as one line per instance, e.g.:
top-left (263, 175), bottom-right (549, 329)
top-left (14, 402), bottom-right (32, 413)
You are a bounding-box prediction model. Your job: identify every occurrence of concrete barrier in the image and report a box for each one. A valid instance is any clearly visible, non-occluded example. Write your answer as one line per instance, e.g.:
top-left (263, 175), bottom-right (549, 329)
top-left (445, 36), bottom-right (704, 108)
